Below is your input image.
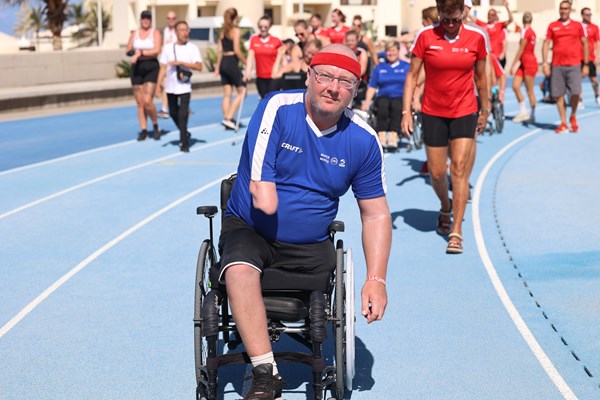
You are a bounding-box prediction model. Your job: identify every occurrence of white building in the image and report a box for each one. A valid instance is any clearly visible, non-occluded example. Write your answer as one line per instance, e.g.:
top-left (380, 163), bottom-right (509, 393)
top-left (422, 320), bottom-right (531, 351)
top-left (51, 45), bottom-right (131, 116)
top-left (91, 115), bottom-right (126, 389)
top-left (104, 0), bottom-right (600, 50)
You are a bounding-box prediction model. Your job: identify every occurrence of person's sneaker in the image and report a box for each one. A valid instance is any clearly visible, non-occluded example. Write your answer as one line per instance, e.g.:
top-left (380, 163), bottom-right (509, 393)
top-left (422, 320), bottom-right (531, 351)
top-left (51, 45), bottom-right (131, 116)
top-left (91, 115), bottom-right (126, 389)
top-left (180, 146), bottom-right (189, 153)
top-left (158, 110), bottom-right (170, 119)
top-left (153, 127), bottom-right (161, 140)
top-left (222, 119), bottom-right (237, 130)
top-left (569, 116), bottom-right (579, 133)
top-left (512, 111), bottom-right (530, 123)
top-left (596, 96), bottom-right (600, 106)
top-left (244, 364), bottom-right (284, 400)
top-left (554, 123), bottom-right (569, 134)
top-left (137, 131), bottom-right (147, 141)
top-left (578, 101), bottom-right (585, 110)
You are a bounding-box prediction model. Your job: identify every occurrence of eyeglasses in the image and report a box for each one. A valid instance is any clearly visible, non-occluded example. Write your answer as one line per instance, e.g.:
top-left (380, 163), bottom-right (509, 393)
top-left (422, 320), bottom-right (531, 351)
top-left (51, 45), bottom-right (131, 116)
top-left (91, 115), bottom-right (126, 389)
top-left (258, 25), bottom-right (270, 29)
top-left (440, 17), bottom-right (462, 25)
top-left (295, 32), bottom-right (305, 37)
top-left (583, 13), bottom-right (592, 16)
top-left (167, 17), bottom-right (176, 20)
top-left (311, 68), bottom-right (357, 90)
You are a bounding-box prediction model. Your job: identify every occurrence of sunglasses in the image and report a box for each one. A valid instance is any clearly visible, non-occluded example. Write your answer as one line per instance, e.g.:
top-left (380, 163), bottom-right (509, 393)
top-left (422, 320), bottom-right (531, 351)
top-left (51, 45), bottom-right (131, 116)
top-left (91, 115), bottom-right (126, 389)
top-left (440, 17), bottom-right (462, 25)
top-left (258, 25), bottom-right (270, 29)
top-left (296, 32), bottom-right (305, 37)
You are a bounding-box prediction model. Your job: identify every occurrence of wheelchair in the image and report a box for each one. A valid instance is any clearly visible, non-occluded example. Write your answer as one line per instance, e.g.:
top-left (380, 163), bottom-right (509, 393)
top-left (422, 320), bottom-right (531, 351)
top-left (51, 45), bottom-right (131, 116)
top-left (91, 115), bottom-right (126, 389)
top-left (194, 174), bottom-right (356, 400)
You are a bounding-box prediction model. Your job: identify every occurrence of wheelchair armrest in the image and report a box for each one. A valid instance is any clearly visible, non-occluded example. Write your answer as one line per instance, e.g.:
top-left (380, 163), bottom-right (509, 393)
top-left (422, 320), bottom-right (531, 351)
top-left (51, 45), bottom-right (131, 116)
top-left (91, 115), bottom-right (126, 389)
top-left (329, 220), bottom-right (345, 233)
top-left (196, 206), bottom-right (218, 218)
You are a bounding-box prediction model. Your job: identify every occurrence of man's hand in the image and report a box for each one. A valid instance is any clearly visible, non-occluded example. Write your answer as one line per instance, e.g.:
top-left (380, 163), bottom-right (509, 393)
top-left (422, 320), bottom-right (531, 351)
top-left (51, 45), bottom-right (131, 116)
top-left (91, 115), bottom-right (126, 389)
top-left (361, 280), bottom-right (387, 323)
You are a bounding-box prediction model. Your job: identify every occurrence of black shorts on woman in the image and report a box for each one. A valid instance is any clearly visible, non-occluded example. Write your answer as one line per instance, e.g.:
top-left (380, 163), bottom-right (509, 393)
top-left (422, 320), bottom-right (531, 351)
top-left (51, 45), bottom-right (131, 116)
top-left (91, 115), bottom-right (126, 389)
top-left (131, 59), bottom-right (159, 85)
top-left (217, 215), bottom-right (336, 289)
top-left (422, 112), bottom-right (478, 147)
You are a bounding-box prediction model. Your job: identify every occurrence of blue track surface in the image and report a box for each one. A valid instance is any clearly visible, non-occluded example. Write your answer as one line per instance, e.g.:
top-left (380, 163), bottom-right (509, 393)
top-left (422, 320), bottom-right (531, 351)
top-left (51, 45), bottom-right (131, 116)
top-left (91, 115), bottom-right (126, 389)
top-left (1, 85), bottom-right (599, 399)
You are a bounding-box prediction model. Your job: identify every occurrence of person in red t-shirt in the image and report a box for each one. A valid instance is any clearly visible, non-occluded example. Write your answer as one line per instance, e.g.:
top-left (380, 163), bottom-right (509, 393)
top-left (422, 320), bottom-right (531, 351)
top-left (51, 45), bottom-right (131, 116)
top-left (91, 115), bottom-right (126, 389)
top-left (402, 0), bottom-right (489, 255)
top-left (309, 13), bottom-right (331, 46)
top-left (244, 15), bottom-right (282, 98)
top-left (509, 11), bottom-right (538, 123)
top-left (581, 7), bottom-right (600, 106)
top-left (327, 8), bottom-right (350, 45)
top-left (542, 0), bottom-right (589, 134)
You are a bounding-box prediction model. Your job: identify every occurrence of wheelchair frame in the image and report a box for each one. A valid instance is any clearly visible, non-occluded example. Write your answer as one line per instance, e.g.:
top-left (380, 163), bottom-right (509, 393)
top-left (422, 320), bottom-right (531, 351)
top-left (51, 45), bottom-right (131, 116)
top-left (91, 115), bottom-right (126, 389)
top-left (193, 175), bottom-right (355, 400)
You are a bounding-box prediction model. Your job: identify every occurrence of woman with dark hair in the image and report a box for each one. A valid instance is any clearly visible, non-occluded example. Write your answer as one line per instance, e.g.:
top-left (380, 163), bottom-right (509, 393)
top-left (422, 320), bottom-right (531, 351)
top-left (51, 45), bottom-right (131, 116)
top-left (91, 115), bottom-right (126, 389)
top-left (352, 15), bottom-right (378, 66)
top-left (244, 15), bottom-right (282, 98)
top-left (215, 8), bottom-right (247, 130)
top-left (126, 10), bottom-right (162, 141)
top-left (326, 8), bottom-right (350, 45)
top-left (401, 0), bottom-right (489, 254)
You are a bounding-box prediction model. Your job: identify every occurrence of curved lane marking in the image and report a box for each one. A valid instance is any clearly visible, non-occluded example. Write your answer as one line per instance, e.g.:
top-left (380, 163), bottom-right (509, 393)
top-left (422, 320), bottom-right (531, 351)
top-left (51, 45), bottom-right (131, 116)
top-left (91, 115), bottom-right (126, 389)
top-left (473, 110), bottom-right (600, 399)
top-left (0, 174), bottom-right (232, 339)
top-left (0, 135), bottom-right (243, 221)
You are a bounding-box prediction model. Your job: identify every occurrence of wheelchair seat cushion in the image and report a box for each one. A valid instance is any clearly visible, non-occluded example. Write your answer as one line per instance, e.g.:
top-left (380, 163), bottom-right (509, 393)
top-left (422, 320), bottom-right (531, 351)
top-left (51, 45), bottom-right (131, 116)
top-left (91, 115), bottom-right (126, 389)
top-left (263, 295), bottom-right (309, 321)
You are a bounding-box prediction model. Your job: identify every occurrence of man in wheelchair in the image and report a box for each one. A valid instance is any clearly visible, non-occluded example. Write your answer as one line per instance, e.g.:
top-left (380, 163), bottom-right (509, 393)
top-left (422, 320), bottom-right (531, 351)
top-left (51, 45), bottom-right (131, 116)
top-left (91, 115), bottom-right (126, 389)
top-left (360, 40), bottom-right (410, 151)
top-left (219, 44), bottom-right (392, 399)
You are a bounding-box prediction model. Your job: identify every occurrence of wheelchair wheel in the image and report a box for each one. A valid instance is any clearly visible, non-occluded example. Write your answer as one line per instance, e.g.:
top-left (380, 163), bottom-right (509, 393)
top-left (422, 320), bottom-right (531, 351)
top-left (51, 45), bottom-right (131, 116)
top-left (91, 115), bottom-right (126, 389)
top-left (194, 240), bottom-right (216, 400)
top-left (411, 112), bottom-right (424, 150)
top-left (333, 241), bottom-right (346, 400)
top-left (344, 248), bottom-right (356, 390)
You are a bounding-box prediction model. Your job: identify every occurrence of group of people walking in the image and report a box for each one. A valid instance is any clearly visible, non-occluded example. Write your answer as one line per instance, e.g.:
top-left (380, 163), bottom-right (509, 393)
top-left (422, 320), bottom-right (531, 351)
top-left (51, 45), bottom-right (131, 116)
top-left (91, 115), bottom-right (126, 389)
top-left (126, 10), bottom-right (202, 152)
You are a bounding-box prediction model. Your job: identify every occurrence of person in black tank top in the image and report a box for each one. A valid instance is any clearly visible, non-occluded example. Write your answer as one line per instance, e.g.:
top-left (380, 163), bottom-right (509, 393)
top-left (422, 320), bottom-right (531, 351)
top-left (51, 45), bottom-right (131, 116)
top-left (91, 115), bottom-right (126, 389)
top-left (216, 8), bottom-right (247, 129)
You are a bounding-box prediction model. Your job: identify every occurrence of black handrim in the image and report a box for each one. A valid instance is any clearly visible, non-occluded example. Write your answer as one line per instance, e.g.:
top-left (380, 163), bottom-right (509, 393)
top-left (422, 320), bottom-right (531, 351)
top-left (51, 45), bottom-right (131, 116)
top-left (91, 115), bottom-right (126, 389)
top-left (334, 245), bottom-right (345, 399)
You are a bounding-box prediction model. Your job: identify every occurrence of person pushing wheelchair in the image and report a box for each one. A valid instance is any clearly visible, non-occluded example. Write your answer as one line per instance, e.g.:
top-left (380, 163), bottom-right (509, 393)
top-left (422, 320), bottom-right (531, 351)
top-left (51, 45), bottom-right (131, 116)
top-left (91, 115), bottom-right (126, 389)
top-left (218, 44), bottom-right (392, 399)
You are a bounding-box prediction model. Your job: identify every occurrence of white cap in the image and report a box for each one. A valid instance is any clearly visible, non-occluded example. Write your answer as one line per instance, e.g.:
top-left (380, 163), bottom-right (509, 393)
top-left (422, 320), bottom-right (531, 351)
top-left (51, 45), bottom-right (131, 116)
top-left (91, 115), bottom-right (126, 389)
top-left (464, 0), bottom-right (473, 8)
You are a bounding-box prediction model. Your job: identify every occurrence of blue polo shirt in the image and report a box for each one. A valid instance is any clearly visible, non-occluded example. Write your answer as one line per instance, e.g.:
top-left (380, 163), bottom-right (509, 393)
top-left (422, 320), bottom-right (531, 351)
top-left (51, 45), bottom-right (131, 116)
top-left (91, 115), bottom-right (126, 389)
top-left (227, 90), bottom-right (387, 244)
top-left (368, 59), bottom-right (410, 98)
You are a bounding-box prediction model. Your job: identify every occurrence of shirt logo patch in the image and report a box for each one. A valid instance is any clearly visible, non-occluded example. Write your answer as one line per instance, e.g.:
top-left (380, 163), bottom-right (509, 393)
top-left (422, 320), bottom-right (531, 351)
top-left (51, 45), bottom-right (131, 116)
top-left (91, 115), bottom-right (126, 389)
top-left (282, 143), bottom-right (303, 153)
top-left (320, 153), bottom-right (346, 167)
top-left (260, 128), bottom-right (269, 135)
top-left (430, 45), bottom-right (443, 50)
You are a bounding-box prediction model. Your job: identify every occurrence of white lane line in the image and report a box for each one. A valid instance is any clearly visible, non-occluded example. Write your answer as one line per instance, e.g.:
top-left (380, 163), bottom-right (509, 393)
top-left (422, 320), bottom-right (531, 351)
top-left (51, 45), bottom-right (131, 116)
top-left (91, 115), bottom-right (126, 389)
top-left (0, 135), bottom-right (243, 221)
top-left (0, 173), bottom-right (232, 339)
top-left (0, 122), bottom-right (222, 177)
top-left (472, 110), bottom-right (600, 399)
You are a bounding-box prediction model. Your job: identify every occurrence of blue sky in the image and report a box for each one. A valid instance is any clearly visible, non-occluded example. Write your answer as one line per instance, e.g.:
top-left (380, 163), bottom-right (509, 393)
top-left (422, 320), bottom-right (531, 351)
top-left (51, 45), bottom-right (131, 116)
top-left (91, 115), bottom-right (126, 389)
top-left (0, 3), bottom-right (20, 35)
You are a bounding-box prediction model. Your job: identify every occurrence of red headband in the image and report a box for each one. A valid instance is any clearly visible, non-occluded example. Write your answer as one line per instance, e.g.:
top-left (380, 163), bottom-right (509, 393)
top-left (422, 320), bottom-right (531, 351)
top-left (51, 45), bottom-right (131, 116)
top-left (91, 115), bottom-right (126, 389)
top-left (309, 52), bottom-right (361, 79)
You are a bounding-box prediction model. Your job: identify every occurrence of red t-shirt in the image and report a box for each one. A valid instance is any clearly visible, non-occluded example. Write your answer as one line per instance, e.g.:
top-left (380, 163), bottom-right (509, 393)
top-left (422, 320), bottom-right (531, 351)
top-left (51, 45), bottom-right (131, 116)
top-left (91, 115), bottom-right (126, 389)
top-left (411, 24), bottom-right (487, 118)
top-left (546, 19), bottom-right (586, 66)
top-left (312, 27), bottom-right (329, 41)
top-left (520, 26), bottom-right (537, 65)
top-left (249, 34), bottom-right (282, 79)
top-left (326, 25), bottom-right (350, 44)
top-left (475, 19), bottom-right (507, 58)
top-left (582, 22), bottom-right (599, 62)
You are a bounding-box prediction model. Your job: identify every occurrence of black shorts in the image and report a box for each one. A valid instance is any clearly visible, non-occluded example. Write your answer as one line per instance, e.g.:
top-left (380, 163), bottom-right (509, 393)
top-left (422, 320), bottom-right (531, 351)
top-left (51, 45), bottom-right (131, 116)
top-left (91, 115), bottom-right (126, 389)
top-left (422, 112), bottom-right (478, 147)
top-left (130, 59), bottom-right (159, 85)
top-left (582, 61), bottom-right (597, 78)
top-left (219, 55), bottom-right (244, 87)
top-left (218, 215), bottom-right (336, 288)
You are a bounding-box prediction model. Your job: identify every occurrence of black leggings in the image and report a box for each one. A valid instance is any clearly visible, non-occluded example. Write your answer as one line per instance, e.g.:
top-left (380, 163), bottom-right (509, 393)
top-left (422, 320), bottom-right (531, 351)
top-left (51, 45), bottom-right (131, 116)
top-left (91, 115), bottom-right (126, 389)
top-left (375, 96), bottom-right (403, 132)
top-left (256, 78), bottom-right (278, 98)
top-left (167, 92), bottom-right (191, 147)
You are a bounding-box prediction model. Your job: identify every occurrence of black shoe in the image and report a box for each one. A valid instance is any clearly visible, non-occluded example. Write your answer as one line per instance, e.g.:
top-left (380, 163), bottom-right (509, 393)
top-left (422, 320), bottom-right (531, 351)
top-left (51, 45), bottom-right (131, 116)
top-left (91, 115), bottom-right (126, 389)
top-left (137, 132), bottom-right (147, 141)
top-left (180, 146), bottom-right (189, 153)
top-left (244, 364), bottom-right (284, 400)
top-left (153, 128), bottom-right (161, 140)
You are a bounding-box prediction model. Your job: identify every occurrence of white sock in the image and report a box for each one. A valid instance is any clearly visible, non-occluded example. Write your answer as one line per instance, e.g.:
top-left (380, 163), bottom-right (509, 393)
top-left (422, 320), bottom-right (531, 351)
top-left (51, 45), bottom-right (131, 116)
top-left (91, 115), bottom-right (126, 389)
top-left (250, 352), bottom-right (279, 375)
top-left (519, 101), bottom-right (527, 113)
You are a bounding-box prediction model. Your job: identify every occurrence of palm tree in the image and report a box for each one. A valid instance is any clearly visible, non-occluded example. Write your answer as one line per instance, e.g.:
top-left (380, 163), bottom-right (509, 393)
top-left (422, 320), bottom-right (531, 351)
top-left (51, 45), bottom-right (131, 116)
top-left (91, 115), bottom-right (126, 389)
top-left (71, 1), bottom-right (111, 47)
top-left (3, 0), bottom-right (69, 51)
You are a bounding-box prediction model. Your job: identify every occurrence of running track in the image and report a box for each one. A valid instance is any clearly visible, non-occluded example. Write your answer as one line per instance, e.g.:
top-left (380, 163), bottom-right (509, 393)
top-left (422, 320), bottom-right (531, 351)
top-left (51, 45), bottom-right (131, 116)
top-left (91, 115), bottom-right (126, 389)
top-left (1, 83), bottom-right (599, 399)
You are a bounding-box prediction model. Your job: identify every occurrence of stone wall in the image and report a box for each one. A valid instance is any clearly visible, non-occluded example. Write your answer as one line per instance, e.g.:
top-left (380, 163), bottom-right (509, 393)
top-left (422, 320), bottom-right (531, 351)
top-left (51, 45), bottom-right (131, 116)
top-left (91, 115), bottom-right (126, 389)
top-left (0, 49), bottom-right (127, 89)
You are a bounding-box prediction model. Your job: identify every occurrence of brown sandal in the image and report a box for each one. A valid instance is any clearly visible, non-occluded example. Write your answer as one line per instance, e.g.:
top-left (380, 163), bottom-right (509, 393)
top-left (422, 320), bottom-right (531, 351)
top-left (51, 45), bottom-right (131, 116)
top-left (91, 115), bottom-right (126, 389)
top-left (436, 208), bottom-right (452, 236)
top-left (446, 233), bottom-right (463, 254)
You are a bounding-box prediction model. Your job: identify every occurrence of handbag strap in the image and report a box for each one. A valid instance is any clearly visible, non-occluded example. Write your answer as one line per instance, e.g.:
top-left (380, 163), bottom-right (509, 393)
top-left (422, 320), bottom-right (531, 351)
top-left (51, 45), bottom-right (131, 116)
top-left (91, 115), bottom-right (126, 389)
top-left (173, 43), bottom-right (177, 61)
